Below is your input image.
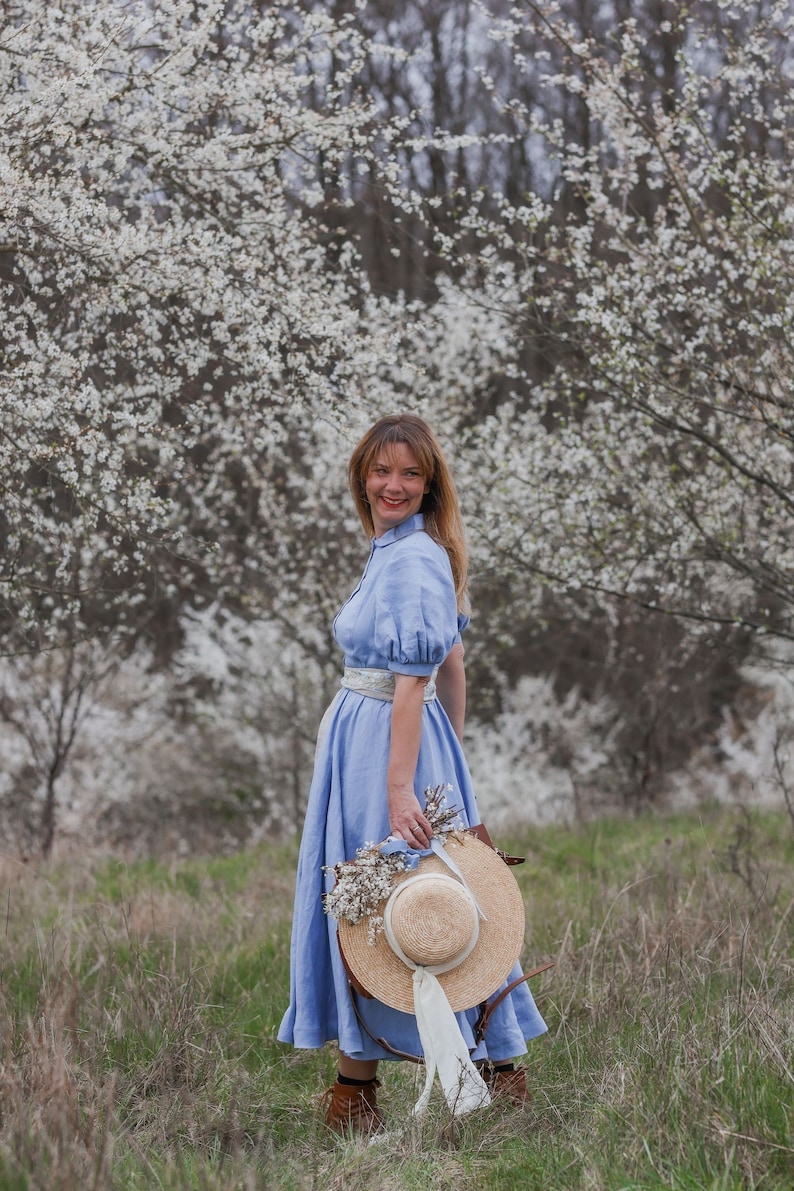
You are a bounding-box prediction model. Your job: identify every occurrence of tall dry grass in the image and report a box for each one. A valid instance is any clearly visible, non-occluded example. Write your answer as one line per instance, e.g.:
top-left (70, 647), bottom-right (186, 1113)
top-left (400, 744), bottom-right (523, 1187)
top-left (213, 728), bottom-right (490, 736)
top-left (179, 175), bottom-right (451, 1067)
top-left (1, 807), bottom-right (792, 1189)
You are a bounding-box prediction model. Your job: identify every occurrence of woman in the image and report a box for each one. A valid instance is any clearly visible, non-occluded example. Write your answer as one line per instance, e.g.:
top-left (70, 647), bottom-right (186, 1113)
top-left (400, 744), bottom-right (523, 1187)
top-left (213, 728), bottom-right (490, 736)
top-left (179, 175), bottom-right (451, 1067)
top-left (277, 414), bottom-right (547, 1133)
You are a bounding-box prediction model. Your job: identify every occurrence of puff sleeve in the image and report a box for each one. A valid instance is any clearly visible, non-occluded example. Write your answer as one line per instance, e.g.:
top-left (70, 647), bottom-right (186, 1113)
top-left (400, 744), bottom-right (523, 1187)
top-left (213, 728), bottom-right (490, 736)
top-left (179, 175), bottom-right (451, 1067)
top-left (373, 537), bottom-right (460, 676)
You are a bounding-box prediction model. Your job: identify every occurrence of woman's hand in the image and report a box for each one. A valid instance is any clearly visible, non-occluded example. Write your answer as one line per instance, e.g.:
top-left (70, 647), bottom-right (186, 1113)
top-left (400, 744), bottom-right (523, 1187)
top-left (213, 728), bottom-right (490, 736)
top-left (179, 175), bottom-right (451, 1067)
top-left (388, 783), bottom-right (433, 849)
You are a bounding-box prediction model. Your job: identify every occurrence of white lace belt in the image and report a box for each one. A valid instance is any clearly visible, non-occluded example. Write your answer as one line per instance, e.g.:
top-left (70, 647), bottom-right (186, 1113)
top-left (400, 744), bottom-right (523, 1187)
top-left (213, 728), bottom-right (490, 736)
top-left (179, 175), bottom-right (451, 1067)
top-left (341, 666), bottom-right (438, 702)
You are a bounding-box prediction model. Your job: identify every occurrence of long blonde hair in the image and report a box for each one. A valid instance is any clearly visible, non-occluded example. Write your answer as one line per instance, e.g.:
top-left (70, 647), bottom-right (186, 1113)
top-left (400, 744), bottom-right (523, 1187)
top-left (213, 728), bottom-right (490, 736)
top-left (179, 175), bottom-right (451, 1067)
top-left (348, 414), bottom-right (469, 611)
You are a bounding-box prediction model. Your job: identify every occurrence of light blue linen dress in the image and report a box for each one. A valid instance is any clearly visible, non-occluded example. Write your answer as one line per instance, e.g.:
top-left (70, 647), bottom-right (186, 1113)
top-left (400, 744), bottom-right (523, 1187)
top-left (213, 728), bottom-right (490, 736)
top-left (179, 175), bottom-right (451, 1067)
top-left (277, 513), bottom-right (547, 1061)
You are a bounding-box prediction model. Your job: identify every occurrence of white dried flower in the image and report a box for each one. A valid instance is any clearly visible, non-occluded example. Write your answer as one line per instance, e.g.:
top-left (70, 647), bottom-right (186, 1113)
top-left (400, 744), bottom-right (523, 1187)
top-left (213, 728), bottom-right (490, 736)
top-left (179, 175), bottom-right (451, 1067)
top-left (322, 785), bottom-right (463, 936)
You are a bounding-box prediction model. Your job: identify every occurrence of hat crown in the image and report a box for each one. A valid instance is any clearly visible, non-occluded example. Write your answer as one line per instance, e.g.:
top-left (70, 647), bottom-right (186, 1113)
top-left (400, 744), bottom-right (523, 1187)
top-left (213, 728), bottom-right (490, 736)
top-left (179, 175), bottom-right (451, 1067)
top-left (388, 874), bottom-right (478, 968)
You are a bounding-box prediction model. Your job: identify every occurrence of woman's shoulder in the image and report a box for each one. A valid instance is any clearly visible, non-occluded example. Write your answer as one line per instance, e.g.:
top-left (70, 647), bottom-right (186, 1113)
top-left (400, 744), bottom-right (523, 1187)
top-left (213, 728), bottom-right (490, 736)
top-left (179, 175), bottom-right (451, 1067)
top-left (399, 525), bottom-right (444, 553)
top-left (372, 516), bottom-right (453, 585)
top-left (390, 527), bottom-right (452, 573)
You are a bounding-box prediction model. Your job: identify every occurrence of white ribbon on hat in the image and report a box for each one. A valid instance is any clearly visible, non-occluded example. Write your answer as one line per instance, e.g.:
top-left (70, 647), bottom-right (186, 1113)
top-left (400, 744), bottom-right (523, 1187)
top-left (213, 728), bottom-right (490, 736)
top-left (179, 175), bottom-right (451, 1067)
top-left (382, 872), bottom-right (491, 1118)
top-left (429, 837), bottom-right (488, 920)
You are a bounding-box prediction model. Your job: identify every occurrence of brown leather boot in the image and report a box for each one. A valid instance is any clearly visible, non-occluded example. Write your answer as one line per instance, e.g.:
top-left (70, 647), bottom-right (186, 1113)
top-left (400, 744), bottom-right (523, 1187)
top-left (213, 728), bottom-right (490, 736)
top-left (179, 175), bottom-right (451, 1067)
top-left (483, 1063), bottom-right (532, 1106)
top-left (322, 1078), bottom-right (385, 1135)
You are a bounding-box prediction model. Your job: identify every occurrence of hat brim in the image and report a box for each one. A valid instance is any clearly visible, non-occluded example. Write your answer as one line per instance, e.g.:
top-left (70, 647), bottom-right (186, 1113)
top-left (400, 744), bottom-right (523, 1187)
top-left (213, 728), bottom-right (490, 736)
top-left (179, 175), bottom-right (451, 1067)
top-left (337, 832), bottom-right (525, 1013)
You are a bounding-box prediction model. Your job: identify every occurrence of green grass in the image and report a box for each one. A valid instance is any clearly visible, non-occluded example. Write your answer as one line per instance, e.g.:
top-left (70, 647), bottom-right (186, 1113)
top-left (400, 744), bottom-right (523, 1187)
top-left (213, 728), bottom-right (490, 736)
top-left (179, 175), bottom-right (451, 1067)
top-left (1, 805), bottom-right (792, 1189)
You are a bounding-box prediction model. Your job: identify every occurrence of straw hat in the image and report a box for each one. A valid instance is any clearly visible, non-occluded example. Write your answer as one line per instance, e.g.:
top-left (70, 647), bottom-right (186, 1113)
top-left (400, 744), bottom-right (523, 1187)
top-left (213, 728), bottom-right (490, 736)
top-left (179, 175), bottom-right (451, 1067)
top-left (337, 832), bottom-right (525, 1014)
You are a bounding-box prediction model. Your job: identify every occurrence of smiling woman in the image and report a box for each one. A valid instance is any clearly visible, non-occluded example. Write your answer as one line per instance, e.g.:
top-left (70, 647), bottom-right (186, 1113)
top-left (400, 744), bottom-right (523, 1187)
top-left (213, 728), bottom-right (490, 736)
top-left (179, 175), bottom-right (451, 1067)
top-left (277, 414), bottom-right (547, 1135)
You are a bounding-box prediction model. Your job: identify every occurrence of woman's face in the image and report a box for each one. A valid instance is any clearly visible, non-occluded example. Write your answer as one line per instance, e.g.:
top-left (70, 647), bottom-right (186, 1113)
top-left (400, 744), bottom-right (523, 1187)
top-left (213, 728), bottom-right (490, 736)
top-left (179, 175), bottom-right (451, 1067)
top-left (365, 442), bottom-right (430, 538)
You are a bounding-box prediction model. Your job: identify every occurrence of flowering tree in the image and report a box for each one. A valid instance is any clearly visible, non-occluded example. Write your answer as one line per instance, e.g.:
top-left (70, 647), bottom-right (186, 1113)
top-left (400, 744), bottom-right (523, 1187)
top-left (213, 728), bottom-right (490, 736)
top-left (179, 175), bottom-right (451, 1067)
top-left (0, 0), bottom-right (417, 850)
top-left (0, 0), bottom-right (423, 659)
top-left (4, 0), bottom-right (793, 851)
top-left (447, 0), bottom-right (794, 648)
top-left (0, 0), bottom-right (524, 848)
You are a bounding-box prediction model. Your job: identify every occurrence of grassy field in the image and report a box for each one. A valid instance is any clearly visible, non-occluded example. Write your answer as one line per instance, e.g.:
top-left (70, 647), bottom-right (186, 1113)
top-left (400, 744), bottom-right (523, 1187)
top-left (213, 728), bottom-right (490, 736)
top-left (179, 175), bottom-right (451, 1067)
top-left (1, 805), bottom-right (793, 1190)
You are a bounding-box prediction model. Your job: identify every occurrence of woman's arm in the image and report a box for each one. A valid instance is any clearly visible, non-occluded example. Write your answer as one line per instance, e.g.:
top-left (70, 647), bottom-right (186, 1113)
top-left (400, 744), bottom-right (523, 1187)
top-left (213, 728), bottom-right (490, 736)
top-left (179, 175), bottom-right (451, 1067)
top-left (436, 642), bottom-right (466, 744)
top-left (387, 673), bottom-right (433, 847)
